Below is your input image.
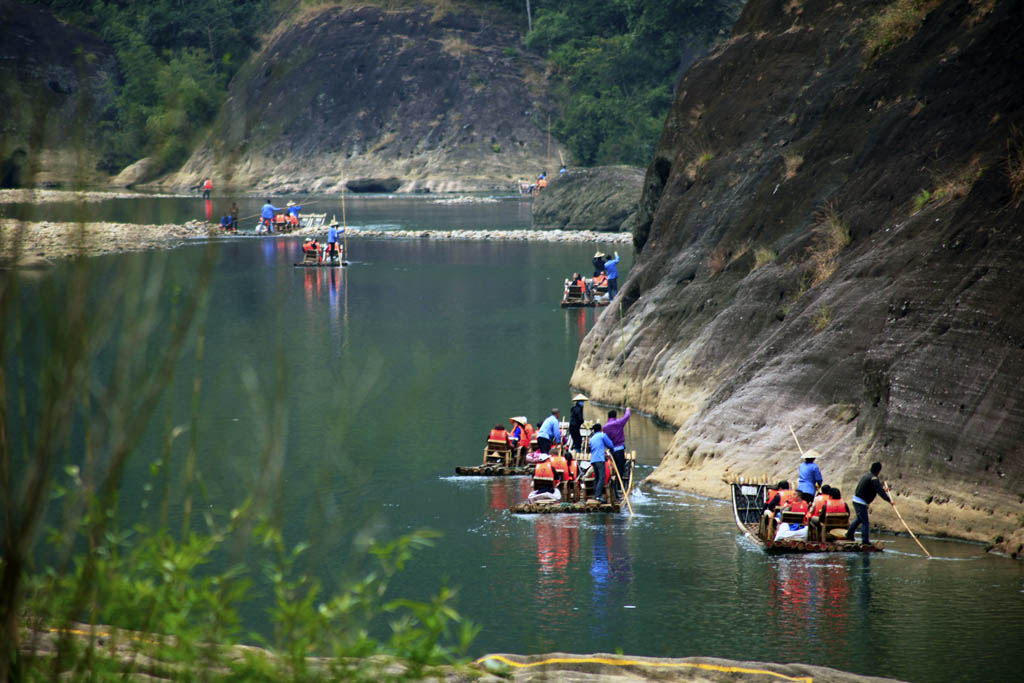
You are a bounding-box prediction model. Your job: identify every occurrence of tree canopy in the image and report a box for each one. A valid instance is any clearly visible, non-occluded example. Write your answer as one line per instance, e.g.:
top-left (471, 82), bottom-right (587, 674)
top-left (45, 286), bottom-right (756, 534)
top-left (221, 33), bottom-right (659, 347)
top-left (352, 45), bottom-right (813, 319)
top-left (28, 0), bottom-right (275, 173)
top-left (522, 0), bottom-right (744, 167)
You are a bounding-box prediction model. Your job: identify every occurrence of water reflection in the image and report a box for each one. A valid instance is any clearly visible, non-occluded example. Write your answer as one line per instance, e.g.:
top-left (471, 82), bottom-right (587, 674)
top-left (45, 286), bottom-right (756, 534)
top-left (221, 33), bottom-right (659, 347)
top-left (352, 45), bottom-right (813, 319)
top-left (590, 517), bottom-right (633, 638)
top-left (533, 516), bottom-right (581, 631)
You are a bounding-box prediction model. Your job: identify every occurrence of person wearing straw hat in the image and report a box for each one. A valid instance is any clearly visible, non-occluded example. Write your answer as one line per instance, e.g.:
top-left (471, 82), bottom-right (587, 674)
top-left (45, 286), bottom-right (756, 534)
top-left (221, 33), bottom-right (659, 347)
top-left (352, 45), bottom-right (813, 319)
top-left (285, 200), bottom-right (303, 229)
top-left (845, 461), bottom-right (893, 544)
top-left (592, 251), bottom-right (606, 277)
top-left (325, 217), bottom-right (344, 263)
top-left (796, 449), bottom-right (824, 504)
top-left (568, 394), bottom-right (587, 452)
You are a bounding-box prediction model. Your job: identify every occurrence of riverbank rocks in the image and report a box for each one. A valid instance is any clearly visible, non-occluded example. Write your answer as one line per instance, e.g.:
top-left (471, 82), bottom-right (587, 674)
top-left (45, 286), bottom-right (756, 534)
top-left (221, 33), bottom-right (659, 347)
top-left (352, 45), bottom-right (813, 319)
top-left (0, 219), bottom-right (214, 260)
top-left (532, 166), bottom-right (643, 232)
top-left (571, 0), bottom-right (1024, 550)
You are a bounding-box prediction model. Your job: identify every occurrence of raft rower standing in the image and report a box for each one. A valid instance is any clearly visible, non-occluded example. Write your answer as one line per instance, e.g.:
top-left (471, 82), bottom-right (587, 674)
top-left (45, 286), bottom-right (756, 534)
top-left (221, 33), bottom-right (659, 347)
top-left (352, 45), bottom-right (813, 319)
top-left (845, 461), bottom-right (893, 544)
top-left (796, 449), bottom-right (823, 504)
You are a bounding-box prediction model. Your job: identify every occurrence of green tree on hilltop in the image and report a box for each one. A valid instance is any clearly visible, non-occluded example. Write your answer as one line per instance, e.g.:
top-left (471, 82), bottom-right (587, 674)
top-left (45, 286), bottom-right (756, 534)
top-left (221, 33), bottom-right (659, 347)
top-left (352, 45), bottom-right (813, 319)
top-left (524, 0), bottom-right (743, 167)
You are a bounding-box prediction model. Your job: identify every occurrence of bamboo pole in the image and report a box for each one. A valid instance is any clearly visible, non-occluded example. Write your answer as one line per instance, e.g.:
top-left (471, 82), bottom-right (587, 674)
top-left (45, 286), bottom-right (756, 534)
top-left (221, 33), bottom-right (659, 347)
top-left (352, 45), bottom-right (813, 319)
top-left (788, 425), bottom-right (805, 455)
top-left (886, 485), bottom-right (931, 557)
top-left (341, 179), bottom-right (348, 262)
top-left (608, 455), bottom-right (633, 516)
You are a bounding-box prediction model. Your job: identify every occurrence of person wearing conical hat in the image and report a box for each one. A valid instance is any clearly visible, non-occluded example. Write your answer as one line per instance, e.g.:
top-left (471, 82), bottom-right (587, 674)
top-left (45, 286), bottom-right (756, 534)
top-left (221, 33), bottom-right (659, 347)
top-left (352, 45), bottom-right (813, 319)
top-left (568, 393), bottom-right (588, 453)
top-left (285, 200), bottom-right (303, 229)
top-left (326, 216), bottom-right (342, 263)
top-left (796, 448), bottom-right (824, 504)
top-left (592, 251), bottom-right (606, 277)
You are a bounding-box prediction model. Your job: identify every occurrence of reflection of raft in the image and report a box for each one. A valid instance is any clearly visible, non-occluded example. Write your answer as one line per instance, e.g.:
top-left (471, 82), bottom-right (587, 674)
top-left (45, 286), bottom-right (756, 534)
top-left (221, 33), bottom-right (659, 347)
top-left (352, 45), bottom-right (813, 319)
top-left (293, 259), bottom-right (349, 268)
top-left (510, 500), bottom-right (621, 514)
top-left (455, 464), bottom-right (534, 476)
top-left (731, 482), bottom-right (883, 554)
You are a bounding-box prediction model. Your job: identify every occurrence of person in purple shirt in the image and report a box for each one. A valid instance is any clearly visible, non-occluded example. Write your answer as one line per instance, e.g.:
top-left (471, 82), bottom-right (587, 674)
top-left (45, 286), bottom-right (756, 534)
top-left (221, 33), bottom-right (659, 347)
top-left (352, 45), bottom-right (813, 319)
top-left (603, 407), bottom-right (631, 494)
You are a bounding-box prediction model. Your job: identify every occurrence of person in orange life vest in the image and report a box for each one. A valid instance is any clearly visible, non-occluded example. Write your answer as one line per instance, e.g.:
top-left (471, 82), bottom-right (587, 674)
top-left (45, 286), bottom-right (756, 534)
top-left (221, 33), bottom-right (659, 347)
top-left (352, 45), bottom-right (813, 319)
top-left (528, 453), bottom-right (561, 502)
top-left (809, 487), bottom-right (848, 540)
top-left (202, 177), bottom-right (212, 199)
top-left (549, 452), bottom-right (568, 490)
top-left (805, 485), bottom-right (834, 524)
top-left (273, 212), bottom-right (287, 230)
top-left (564, 453), bottom-right (580, 501)
top-left (302, 238), bottom-right (319, 259)
top-left (760, 480), bottom-right (790, 538)
top-left (487, 424), bottom-right (510, 446)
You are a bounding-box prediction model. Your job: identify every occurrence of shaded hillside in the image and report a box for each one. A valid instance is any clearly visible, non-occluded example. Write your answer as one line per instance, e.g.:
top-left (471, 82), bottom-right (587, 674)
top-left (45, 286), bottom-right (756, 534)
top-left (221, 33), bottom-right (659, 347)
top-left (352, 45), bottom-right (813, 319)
top-left (572, 0), bottom-right (1024, 551)
top-left (170, 4), bottom-right (563, 193)
top-left (0, 1), bottom-right (117, 187)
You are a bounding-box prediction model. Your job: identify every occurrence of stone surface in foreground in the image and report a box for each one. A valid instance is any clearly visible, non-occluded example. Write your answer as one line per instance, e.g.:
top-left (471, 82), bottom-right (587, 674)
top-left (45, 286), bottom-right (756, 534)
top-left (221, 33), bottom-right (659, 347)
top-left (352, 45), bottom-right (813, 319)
top-left (474, 652), bottom-right (905, 682)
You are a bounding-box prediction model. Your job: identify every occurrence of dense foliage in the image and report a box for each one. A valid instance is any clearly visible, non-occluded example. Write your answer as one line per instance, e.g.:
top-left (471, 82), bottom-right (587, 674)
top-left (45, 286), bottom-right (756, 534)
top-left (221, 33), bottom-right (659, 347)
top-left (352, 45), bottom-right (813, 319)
top-left (27, 0), bottom-right (276, 173)
top-left (517, 0), bottom-right (744, 167)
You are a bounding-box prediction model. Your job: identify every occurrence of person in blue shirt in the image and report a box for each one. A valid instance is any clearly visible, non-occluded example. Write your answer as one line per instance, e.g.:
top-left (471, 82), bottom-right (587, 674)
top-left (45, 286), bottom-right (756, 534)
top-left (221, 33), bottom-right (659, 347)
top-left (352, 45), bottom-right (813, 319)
top-left (260, 199), bottom-right (281, 232)
top-left (796, 450), bottom-right (824, 504)
top-left (325, 218), bottom-right (344, 262)
top-left (537, 409), bottom-right (561, 454)
top-left (603, 251), bottom-right (621, 300)
top-left (588, 423), bottom-right (614, 502)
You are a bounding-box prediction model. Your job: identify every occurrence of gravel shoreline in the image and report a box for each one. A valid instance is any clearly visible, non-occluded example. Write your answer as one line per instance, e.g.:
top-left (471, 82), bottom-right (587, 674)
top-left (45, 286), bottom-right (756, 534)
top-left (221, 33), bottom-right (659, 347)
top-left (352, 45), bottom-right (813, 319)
top-left (2, 219), bottom-right (630, 263)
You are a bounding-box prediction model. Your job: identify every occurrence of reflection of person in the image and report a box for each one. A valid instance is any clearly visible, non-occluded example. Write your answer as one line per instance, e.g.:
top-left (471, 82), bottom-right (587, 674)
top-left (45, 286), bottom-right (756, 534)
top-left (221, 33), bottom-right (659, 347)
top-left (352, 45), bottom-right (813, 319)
top-left (796, 449), bottom-right (823, 504)
top-left (603, 251), bottom-right (621, 300)
top-left (846, 462), bottom-right (893, 544)
top-left (569, 394), bottom-right (587, 452)
top-left (537, 409), bottom-right (561, 454)
top-left (588, 423), bottom-right (613, 503)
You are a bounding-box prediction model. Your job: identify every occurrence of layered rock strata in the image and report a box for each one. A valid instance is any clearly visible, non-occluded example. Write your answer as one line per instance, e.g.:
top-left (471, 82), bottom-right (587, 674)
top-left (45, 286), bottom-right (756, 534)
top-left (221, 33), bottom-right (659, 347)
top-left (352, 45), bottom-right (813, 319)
top-left (571, 0), bottom-right (1024, 552)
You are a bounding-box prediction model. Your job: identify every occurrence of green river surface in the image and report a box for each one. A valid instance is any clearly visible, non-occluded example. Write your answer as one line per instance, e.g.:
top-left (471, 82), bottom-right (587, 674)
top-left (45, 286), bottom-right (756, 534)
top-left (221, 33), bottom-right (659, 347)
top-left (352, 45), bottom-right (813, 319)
top-left (5, 194), bottom-right (1022, 682)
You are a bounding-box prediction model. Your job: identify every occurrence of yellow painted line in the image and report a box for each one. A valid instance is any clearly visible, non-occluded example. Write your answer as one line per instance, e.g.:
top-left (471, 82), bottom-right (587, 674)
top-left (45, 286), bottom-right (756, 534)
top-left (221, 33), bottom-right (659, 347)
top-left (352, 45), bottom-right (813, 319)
top-left (476, 654), bottom-right (813, 682)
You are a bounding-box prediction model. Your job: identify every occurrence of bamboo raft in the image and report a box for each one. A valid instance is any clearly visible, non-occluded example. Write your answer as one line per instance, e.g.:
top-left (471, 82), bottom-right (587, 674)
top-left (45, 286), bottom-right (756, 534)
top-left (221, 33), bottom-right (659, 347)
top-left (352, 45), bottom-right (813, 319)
top-left (731, 482), bottom-right (883, 554)
top-left (454, 464), bottom-right (534, 476)
top-left (510, 500), bottom-right (621, 514)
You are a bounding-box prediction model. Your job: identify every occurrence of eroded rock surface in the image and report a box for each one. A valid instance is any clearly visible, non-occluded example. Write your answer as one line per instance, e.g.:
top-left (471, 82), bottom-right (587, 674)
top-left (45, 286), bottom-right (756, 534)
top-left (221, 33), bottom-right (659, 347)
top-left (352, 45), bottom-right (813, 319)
top-left (168, 5), bottom-right (562, 193)
top-left (572, 0), bottom-right (1024, 548)
top-left (532, 166), bottom-right (643, 232)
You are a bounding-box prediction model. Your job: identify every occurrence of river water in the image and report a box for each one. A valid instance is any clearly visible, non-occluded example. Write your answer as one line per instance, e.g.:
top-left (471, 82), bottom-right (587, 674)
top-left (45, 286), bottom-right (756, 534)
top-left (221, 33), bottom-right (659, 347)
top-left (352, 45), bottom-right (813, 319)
top-left (6, 195), bottom-right (1022, 682)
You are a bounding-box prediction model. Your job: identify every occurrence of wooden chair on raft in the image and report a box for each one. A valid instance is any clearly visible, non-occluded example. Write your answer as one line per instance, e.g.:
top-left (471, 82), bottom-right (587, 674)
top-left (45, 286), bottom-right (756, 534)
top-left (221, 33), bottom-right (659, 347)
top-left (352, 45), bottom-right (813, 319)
top-left (563, 284), bottom-right (586, 305)
top-left (482, 439), bottom-right (512, 466)
top-left (810, 511), bottom-right (851, 543)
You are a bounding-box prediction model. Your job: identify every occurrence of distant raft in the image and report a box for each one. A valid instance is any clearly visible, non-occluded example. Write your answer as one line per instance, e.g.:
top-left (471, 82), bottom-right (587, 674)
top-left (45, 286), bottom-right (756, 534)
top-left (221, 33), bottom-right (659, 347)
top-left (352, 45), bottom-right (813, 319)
top-left (510, 500), bottom-right (622, 514)
top-left (454, 464), bottom-right (534, 476)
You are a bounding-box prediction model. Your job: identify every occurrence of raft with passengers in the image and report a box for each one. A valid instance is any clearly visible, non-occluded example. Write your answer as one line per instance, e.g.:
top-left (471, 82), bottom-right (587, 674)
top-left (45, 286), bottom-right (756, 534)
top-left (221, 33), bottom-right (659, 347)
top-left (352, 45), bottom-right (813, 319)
top-left (455, 403), bottom-right (637, 514)
top-left (731, 480), bottom-right (883, 554)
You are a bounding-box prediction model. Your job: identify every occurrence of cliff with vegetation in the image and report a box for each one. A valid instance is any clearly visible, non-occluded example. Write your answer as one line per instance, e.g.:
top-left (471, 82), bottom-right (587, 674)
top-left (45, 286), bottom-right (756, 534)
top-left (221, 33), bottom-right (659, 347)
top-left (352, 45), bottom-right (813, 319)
top-left (0, 1), bottom-right (117, 187)
top-left (572, 0), bottom-right (1024, 554)
top-left (169, 4), bottom-right (563, 193)
top-left (531, 166), bottom-right (643, 232)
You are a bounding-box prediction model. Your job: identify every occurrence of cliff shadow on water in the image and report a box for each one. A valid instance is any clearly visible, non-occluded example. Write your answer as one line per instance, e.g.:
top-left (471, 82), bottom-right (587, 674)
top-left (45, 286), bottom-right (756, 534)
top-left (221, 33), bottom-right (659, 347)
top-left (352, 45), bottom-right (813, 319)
top-left (572, 0), bottom-right (1024, 553)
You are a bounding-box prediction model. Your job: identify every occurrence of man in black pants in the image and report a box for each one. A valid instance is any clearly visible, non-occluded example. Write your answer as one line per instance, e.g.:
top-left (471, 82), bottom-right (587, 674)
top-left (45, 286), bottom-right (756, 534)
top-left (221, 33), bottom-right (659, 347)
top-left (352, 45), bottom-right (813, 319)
top-left (846, 461), bottom-right (894, 544)
top-left (568, 393), bottom-right (587, 452)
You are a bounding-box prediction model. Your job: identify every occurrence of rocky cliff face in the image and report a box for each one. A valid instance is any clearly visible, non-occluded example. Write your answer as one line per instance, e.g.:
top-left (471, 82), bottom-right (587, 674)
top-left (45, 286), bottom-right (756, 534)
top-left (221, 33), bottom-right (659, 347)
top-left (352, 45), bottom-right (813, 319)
top-left (531, 166), bottom-right (642, 232)
top-left (169, 4), bottom-right (562, 193)
top-left (572, 0), bottom-right (1024, 552)
top-left (0, 1), bottom-right (117, 187)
